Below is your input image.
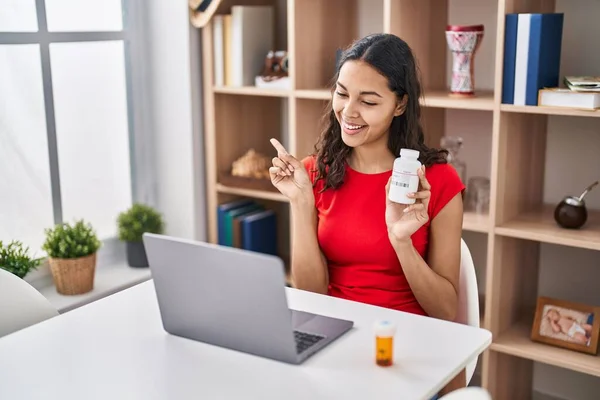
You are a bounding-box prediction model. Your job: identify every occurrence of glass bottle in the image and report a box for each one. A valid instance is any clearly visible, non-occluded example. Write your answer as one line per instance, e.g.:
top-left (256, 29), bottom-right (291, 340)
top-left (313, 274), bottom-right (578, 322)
top-left (374, 320), bottom-right (396, 367)
top-left (441, 136), bottom-right (467, 185)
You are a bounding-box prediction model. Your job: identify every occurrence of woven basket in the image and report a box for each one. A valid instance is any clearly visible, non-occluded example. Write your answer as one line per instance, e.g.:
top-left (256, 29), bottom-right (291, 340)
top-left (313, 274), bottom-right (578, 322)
top-left (48, 253), bottom-right (97, 295)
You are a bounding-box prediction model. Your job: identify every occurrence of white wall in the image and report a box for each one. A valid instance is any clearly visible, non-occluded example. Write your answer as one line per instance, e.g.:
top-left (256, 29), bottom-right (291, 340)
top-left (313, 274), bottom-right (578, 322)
top-left (143, 0), bottom-right (206, 241)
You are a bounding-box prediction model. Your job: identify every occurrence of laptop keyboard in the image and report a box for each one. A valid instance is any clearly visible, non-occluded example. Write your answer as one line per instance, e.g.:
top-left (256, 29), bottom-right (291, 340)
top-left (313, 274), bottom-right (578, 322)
top-left (294, 330), bottom-right (325, 354)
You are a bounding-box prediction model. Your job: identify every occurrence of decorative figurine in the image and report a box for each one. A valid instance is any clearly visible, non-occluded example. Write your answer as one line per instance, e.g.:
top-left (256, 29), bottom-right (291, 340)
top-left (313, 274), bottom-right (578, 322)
top-left (445, 24), bottom-right (484, 97)
top-left (440, 136), bottom-right (467, 185)
top-left (554, 181), bottom-right (598, 229)
top-left (255, 50), bottom-right (290, 89)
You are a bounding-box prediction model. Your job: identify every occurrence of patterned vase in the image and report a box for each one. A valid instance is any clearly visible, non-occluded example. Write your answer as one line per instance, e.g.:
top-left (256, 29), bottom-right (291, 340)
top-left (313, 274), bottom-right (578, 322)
top-left (445, 25), bottom-right (484, 97)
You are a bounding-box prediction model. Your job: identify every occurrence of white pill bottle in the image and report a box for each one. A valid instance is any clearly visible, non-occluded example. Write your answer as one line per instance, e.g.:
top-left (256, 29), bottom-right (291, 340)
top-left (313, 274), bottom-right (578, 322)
top-left (388, 148), bottom-right (421, 204)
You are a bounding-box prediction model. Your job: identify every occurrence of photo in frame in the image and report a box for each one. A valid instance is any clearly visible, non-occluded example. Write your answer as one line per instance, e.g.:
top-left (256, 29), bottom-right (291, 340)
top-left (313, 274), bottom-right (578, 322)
top-left (531, 296), bottom-right (600, 355)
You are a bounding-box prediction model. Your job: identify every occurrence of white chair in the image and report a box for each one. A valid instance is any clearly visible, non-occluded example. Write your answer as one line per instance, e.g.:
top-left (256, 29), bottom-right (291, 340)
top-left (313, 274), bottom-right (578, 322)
top-left (0, 268), bottom-right (59, 338)
top-left (456, 238), bottom-right (480, 385)
top-left (439, 387), bottom-right (492, 400)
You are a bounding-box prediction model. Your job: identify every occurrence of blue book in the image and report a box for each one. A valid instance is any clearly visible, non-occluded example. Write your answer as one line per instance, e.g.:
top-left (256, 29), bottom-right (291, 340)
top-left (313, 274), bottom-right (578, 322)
top-left (501, 14), bottom-right (518, 104)
top-left (232, 209), bottom-right (265, 248)
top-left (512, 13), bottom-right (564, 106)
top-left (240, 209), bottom-right (277, 256)
top-left (224, 203), bottom-right (263, 247)
top-left (217, 199), bottom-right (254, 245)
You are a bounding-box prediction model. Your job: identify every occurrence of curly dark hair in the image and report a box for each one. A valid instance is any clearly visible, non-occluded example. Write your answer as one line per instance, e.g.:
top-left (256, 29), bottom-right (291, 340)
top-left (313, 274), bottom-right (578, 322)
top-left (313, 33), bottom-right (448, 191)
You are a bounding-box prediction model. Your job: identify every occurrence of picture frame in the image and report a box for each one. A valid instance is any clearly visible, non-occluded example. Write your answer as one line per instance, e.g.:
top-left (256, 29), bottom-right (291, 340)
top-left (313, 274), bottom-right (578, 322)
top-left (531, 296), bottom-right (600, 355)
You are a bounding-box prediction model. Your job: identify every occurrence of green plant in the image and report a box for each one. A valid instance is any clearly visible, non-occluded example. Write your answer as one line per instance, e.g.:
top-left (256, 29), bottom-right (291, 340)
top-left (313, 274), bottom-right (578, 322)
top-left (117, 203), bottom-right (165, 242)
top-left (42, 219), bottom-right (101, 259)
top-left (0, 240), bottom-right (43, 279)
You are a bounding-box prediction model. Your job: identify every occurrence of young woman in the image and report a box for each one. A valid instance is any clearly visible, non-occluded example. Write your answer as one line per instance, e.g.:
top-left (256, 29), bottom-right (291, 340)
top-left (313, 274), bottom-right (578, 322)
top-left (269, 33), bottom-right (466, 395)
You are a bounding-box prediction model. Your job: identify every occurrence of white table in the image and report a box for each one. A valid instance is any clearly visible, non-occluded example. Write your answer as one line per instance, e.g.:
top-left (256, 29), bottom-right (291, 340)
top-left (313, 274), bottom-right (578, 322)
top-left (0, 281), bottom-right (491, 400)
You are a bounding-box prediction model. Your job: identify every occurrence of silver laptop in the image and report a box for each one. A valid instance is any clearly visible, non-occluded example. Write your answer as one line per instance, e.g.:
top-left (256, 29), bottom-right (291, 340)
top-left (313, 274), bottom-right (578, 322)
top-left (143, 233), bottom-right (354, 365)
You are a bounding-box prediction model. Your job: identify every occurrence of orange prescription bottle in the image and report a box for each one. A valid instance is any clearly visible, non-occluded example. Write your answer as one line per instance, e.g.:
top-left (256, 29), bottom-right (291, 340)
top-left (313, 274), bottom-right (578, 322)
top-left (374, 320), bottom-right (397, 367)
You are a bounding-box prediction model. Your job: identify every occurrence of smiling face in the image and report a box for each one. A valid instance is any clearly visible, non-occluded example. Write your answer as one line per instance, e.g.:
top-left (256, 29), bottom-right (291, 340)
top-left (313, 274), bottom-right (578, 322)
top-left (332, 60), bottom-right (406, 149)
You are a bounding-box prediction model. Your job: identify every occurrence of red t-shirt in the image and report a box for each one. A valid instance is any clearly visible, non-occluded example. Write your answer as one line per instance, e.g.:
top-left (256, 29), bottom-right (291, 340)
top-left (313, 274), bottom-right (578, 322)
top-left (302, 155), bottom-right (465, 316)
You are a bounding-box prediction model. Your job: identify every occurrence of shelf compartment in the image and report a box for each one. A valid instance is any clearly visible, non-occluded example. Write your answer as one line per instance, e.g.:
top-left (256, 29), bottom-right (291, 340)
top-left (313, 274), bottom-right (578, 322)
top-left (216, 192), bottom-right (291, 269)
top-left (293, 0), bottom-right (384, 90)
top-left (443, 108), bottom-right (494, 234)
top-left (214, 93), bottom-right (286, 185)
top-left (491, 320), bottom-right (600, 377)
top-left (498, 1), bottom-right (600, 120)
top-left (495, 205), bottom-right (600, 251)
top-left (463, 211), bottom-right (490, 233)
top-left (386, 0), bottom-right (446, 91)
top-left (386, 0), bottom-right (497, 98)
top-left (501, 104), bottom-right (600, 118)
top-left (203, 0), bottom-right (288, 90)
top-left (214, 86), bottom-right (291, 97)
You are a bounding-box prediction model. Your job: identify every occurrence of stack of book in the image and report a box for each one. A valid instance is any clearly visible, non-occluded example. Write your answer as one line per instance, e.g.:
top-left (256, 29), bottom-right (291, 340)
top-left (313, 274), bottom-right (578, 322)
top-left (538, 77), bottom-right (600, 110)
top-left (216, 199), bottom-right (278, 256)
top-left (502, 13), bottom-right (564, 106)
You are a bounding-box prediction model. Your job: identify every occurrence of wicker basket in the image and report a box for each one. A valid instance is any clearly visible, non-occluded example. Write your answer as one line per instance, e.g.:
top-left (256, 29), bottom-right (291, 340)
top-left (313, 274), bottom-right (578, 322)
top-left (48, 253), bottom-right (97, 295)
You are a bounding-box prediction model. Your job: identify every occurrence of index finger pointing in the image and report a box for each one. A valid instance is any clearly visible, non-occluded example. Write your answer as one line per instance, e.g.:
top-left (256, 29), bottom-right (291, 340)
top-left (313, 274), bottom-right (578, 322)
top-left (270, 138), bottom-right (288, 156)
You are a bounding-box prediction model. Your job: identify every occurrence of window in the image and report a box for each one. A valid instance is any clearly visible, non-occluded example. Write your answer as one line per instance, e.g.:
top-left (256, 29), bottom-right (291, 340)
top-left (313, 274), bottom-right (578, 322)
top-left (0, 0), bottom-right (149, 255)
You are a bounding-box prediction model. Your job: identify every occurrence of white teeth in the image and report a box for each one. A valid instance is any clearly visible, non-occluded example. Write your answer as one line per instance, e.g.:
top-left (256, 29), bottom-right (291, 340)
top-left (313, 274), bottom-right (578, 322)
top-left (343, 122), bottom-right (365, 130)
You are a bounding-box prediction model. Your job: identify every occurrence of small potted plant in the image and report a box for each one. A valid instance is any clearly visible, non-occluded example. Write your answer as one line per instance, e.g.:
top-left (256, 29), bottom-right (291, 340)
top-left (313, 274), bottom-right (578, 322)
top-left (117, 203), bottom-right (165, 268)
top-left (0, 240), bottom-right (43, 279)
top-left (42, 219), bottom-right (101, 295)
